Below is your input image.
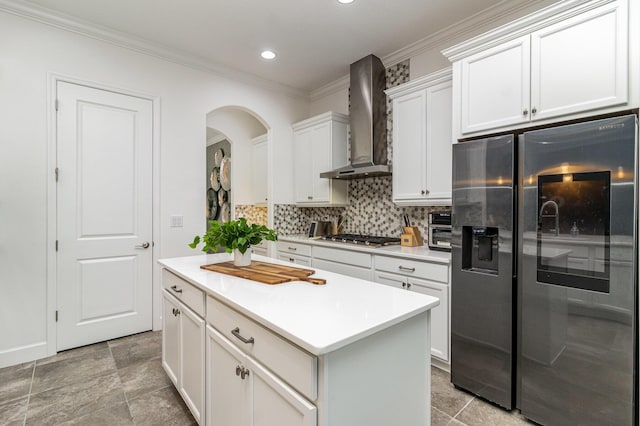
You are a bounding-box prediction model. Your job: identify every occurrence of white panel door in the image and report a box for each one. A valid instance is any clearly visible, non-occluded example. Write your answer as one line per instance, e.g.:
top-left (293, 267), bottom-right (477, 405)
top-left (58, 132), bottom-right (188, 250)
top-left (530, 1), bottom-right (627, 121)
top-left (251, 137), bottom-right (268, 205)
top-left (392, 90), bottom-right (427, 203)
top-left (460, 35), bottom-right (530, 134)
top-left (57, 81), bottom-right (153, 351)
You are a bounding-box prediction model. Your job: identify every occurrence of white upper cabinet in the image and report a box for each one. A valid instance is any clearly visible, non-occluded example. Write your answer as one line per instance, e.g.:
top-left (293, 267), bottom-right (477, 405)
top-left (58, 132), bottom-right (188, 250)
top-left (530, 2), bottom-right (627, 121)
top-left (444, 0), bottom-right (630, 137)
top-left (386, 69), bottom-right (453, 206)
top-left (460, 36), bottom-right (530, 134)
top-left (292, 112), bottom-right (348, 206)
top-left (251, 134), bottom-right (268, 205)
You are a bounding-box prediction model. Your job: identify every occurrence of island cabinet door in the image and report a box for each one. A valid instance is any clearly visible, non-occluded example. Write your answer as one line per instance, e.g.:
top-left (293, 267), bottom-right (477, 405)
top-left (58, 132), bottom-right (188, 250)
top-left (207, 326), bottom-right (251, 426)
top-left (162, 291), bottom-right (181, 386)
top-left (179, 304), bottom-right (206, 425)
top-left (250, 355), bottom-right (317, 426)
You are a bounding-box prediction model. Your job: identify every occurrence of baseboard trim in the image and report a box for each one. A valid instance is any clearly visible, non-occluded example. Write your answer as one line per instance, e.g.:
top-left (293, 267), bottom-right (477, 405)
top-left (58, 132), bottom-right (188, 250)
top-left (0, 341), bottom-right (49, 369)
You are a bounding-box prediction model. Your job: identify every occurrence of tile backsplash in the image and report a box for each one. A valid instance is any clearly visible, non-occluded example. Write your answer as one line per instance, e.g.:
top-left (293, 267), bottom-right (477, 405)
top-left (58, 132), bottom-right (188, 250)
top-left (235, 204), bottom-right (268, 227)
top-left (274, 59), bottom-right (451, 239)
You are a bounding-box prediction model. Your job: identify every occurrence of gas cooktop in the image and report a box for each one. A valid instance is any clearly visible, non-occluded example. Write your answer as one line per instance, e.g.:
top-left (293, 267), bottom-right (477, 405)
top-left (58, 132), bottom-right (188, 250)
top-left (321, 233), bottom-right (401, 247)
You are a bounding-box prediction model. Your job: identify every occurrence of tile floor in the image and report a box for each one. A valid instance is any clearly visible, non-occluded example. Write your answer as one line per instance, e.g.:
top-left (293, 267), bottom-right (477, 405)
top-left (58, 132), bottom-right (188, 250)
top-left (0, 331), bottom-right (195, 425)
top-left (0, 331), bottom-right (532, 426)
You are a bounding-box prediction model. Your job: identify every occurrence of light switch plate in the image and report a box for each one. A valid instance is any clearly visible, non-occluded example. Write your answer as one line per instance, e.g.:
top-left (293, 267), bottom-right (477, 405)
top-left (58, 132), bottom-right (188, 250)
top-left (170, 215), bottom-right (183, 227)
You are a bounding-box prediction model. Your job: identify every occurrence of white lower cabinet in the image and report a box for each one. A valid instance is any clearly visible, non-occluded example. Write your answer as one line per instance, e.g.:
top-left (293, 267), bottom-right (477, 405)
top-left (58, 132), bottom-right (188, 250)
top-left (162, 290), bottom-right (206, 424)
top-left (278, 253), bottom-right (312, 267)
top-left (374, 255), bottom-right (450, 363)
top-left (207, 325), bottom-right (317, 426)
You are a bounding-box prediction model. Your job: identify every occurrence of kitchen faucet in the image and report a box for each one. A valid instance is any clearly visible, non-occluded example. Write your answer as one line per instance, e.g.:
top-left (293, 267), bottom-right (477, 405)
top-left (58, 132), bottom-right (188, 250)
top-left (539, 200), bottom-right (559, 236)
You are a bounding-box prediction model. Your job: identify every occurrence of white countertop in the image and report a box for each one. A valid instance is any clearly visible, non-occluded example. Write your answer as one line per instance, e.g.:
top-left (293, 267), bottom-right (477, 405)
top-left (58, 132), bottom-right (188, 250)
top-left (280, 234), bottom-right (451, 264)
top-left (159, 254), bottom-right (439, 356)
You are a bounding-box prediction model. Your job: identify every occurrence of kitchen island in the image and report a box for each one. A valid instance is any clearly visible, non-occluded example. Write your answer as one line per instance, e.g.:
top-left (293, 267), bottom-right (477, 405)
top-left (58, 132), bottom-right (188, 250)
top-left (159, 253), bottom-right (439, 426)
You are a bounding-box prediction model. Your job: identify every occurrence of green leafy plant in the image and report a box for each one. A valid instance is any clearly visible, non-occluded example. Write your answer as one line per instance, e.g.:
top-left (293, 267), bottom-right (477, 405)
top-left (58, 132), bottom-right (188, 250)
top-left (189, 218), bottom-right (277, 254)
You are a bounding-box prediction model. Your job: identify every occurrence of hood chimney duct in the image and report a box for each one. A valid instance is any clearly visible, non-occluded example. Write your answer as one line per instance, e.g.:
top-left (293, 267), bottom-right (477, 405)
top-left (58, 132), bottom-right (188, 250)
top-left (320, 54), bottom-right (390, 179)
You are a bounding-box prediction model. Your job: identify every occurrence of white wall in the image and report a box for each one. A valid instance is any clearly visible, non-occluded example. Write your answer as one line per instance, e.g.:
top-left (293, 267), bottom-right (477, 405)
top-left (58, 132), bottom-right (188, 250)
top-left (0, 10), bottom-right (309, 367)
top-left (206, 109), bottom-right (267, 206)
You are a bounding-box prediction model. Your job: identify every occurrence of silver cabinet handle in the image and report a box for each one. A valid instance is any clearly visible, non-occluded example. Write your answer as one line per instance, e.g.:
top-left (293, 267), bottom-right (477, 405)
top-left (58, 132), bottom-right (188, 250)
top-left (235, 365), bottom-right (242, 377)
top-left (531, 107), bottom-right (537, 114)
top-left (231, 327), bottom-right (255, 344)
top-left (170, 285), bottom-right (182, 294)
top-left (307, 196), bottom-right (313, 200)
top-left (398, 266), bottom-right (416, 272)
top-left (523, 109), bottom-right (529, 116)
top-left (288, 246), bottom-right (297, 251)
top-left (135, 242), bottom-right (150, 249)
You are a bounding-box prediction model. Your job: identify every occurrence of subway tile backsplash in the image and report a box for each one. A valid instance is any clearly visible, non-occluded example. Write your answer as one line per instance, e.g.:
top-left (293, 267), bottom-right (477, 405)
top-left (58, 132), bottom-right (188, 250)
top-left (274, 60), bottom-right (451, 239)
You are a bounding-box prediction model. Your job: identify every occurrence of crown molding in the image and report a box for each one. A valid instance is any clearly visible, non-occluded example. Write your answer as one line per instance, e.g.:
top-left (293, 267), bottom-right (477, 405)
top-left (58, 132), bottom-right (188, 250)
top-left (309, 75), bottom-right (350, 102)
top-left (385, 67), bottom-right (452, 99)
top-left (442, 0), bottom-right (613, 61)
top-left (0, 0), bottom-right (309, 99)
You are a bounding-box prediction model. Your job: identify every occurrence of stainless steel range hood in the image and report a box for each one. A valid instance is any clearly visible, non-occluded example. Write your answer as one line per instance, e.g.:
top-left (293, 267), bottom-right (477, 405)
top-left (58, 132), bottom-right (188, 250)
top-left (320, 54), bottom-right (389, 180)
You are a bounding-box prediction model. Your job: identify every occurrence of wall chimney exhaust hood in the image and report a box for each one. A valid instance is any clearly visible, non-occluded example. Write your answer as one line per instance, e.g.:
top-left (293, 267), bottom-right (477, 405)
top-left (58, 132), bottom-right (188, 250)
top-left (320, 54), bottom-right (389, 180)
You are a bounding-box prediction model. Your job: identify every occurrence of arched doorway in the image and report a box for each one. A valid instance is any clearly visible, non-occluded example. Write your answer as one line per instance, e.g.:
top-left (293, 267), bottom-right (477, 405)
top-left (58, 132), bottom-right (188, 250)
top-left (205, 106), bottom-right (270, 231)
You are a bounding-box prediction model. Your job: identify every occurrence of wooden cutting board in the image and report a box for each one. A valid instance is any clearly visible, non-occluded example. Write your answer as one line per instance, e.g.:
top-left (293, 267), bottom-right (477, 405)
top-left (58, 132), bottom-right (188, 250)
top-left (201, 261), bottom-right (326, 285)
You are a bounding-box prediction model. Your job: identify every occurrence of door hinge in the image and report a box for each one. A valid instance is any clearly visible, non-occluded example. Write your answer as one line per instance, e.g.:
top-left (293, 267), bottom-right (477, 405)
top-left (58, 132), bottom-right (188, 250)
top-left (55, 310), bottom-right (58, 322)
top-left (55, 99), bottom-right (59, 111)
top-left (55, 240), bottom-right (58, 251)
top-left (55, 167), bottom-right (59, 182)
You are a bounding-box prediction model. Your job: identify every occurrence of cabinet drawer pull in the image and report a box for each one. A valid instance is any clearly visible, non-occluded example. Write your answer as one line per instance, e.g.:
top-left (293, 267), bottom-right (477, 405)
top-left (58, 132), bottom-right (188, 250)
top-left (172, 308), bottom-right (180, 316)
top-left (287, 246), bottom-right (297, 251)
top-left (170, 285), bottom-right (182, 294)
top-left (289, 258), bottom-right (295, 262)
top-left (308, 196), bottom-right (313, 200)
top-left (398, 266), bottom-right (416, 272)
top-left (402, 282), bottom-right (406, 288)
top-left (235, 365), bottom-right (242, 377)
top-left (407, 283), bottom-right (412, 289)
top-left (231, 327), bottom-right (255, 344)
top-left (531, 107), bottom-right (537, 114)
top-left (523, 109), bottom-right (529, 116)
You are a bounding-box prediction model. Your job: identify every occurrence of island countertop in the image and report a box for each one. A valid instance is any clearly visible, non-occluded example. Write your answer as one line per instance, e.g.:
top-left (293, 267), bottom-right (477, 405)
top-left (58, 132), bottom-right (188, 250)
top-left (159, 253), bottom-right (439, 356)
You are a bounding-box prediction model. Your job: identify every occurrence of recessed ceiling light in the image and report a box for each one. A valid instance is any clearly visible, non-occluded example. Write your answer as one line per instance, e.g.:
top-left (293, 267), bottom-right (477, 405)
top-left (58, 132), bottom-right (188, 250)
top-left (337, 0), bottom-right (354, 4)
top-left (260, 50), bottom-right (277, 60)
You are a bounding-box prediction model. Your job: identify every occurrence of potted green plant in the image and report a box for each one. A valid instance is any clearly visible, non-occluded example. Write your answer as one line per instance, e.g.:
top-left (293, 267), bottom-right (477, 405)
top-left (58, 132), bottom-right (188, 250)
top-left (189, 218), bottom-right (278, 266)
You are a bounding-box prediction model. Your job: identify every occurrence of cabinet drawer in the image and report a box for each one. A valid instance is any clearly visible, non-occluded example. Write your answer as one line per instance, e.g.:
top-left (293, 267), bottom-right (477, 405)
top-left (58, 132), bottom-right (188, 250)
top-left (374, 256), bottom-right (449, 283)
top-left (206, 296), bottom-right (317, 401)
top-left (313, 246), bottom-right (372, 268)
top-left (277, 241), bottom-right (312, 257)
top-left (313, 258), bottom-right (372, 281)
top-left (278, 253), bottom-right (312, 267)
top-left (163, 269), bottom-right (205, 317)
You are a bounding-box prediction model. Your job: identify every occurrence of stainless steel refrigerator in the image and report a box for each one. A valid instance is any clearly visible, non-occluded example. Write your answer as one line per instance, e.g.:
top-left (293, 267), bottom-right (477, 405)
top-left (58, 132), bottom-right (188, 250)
top-left (451, 114), bottom-right (637, 425)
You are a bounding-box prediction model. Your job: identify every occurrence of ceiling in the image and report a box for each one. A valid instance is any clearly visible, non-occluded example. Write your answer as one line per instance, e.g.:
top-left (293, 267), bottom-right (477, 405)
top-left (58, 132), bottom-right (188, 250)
top-left (21, 0), bottom-right (514, 93)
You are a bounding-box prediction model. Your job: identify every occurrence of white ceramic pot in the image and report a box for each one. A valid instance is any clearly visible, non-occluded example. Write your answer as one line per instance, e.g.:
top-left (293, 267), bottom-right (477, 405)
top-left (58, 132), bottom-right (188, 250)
top-left (233, 248), bottom-right (252, 267)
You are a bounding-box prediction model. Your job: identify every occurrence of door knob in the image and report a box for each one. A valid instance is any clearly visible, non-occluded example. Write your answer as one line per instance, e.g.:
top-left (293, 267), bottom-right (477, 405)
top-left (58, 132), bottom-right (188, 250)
top-left (135, 242), bottom-right (150, 249)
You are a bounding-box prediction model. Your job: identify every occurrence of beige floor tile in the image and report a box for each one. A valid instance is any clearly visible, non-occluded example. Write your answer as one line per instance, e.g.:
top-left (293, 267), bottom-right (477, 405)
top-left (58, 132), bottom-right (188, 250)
top-left (0, 361), bottom-right (34, 404)
top-left (455, 398), bottom-right (531, 426)
top-left (431, 366), bottom-right (474, 418)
